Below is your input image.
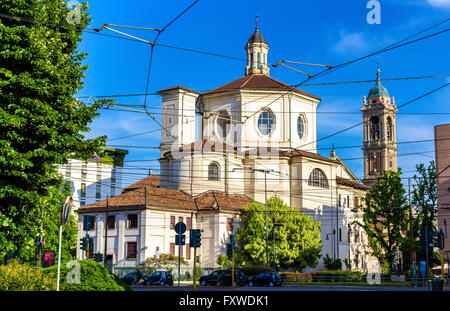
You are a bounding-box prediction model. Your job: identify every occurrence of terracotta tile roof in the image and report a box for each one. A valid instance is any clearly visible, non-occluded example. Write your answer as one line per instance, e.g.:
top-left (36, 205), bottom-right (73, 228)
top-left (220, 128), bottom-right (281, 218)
top-left (122, 175), bottom-right (160, 193)
top-left (336, 176), bottom-right (370, 191)
top-left (157, 85), bottom-right (200, 94)
top-left (203, 74), bottom-right (321, 101)
top-left (195, 191), bottom-right (252, 211)
top-left (77, 175), bottom-right (251, 214)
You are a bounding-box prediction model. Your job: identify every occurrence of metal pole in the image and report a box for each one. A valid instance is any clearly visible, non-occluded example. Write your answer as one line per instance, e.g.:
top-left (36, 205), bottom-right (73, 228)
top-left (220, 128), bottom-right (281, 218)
top-left (104, 195), bottom-right (109, 267)
top-left (193, 246), bottom-right (197, 291)
top-left (178, 243), bottom-right (181, 288)
top-left (425, 226), bottom-right (429, 291)
top-left (264, 170), bottom-right (269, 273)
top-left (273, 219), bottom-right (276, 272)
top-left (56, 201), bottom-right (63, 291)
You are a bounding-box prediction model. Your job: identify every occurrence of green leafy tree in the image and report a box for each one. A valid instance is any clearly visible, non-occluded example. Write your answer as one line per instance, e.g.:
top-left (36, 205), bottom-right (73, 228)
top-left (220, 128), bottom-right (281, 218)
top-left (235, 196), bottom-right (322, 271)
top-left (217, 254), bottom-right (232, 270)
top-left (0, 0), bottom-right (110, 257)
top-left (412, 161), bottom-right (437, 229)
top-left (142, 253), bottom-right (187, 274)
top-left (355, 169), bottom-right (407, 273)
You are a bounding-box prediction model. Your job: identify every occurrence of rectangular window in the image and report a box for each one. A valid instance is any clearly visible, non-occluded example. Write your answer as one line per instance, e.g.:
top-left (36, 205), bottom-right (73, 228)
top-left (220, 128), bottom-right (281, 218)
top-left (170, 216), bottom-right (175, 229)
top-left (347, 195), bottom-right (350, 208)
top-left (80, 183), bottom-right (86, 197)
top-left (96, 182), bottom-right (101, 199)
top-left (83, 215), bottom-right (90, 230)
top-left (170, 243), bottom-right (175, 256)
top-left (89, 216), bottom-right (96, 231)
top-left (81, 164), bottom-right (87, 180)
top-left (339, 228), bottom-right (342, 242)
top-left (338, 194), bottom-right (342, 207)
top-left (186, 243), bottom-right (190, 259)
top-left (126, 242), bottom-right (137, 259)
top-left (80, 201), bottom-right (85, 207)
top-left (227, 218), bottom-right (233, 232)
top-left (127, 214), bottom-right (138, 229)
top-left (187, 217), bottom-right (191, 230)
top-left (107, 215), bottom-right (115, 230)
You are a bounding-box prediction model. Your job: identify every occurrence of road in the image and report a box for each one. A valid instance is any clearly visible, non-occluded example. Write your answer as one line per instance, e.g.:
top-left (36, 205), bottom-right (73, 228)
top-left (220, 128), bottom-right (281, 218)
top-left (132, 284), bottom-right (449, 291)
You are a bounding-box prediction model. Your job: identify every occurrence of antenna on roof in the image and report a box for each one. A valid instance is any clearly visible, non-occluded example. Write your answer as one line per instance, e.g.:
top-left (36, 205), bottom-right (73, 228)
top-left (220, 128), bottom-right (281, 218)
top-left (255, 15), bottom-right (259, 30)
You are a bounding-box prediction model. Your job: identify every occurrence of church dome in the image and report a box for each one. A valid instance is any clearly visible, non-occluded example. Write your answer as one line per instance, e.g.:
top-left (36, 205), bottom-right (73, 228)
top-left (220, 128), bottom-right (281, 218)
top-left (368, 69), bottom-right (389, 98)
top-left (247, 27), bottom-right (267, 44)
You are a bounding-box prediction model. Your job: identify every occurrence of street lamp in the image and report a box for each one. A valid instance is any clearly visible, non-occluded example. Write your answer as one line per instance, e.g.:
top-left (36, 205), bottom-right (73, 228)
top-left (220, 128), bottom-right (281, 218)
top-left (272, 218), bottom-right (284, 272)
top-left (232, 166), bottom-right (280, 272)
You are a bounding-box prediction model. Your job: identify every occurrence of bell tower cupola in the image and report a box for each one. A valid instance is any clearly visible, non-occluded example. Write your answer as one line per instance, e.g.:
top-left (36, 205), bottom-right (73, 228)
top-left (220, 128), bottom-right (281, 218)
top-left (245, 16), bottom-right (270, 76)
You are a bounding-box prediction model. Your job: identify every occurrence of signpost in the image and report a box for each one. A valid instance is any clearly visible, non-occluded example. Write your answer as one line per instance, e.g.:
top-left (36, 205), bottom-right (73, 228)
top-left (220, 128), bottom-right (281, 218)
top-left (57, 196), bottom-right (73, 291)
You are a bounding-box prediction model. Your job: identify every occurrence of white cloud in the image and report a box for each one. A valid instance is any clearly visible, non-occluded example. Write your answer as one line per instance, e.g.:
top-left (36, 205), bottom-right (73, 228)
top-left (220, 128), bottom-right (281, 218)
top-left (427, 0), bottom-right (450, 8)
top-left (331, 30), bottom-right (394, 56)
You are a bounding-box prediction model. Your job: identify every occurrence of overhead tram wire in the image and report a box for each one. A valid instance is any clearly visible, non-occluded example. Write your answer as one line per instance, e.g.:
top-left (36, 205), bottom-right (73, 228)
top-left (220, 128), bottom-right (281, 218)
top-left (290, 82), bottom-right (450, 151)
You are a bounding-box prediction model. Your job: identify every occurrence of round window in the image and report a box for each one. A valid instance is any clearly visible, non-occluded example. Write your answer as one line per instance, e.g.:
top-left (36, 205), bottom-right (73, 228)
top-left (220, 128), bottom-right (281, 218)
top-left (257, 110), bottom-right (275, 135)
top-left (297, 115), bottom-right (305, 139)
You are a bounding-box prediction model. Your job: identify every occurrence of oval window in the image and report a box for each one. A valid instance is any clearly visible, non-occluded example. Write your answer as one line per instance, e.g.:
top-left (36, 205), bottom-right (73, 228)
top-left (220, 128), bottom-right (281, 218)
top-left (257, 110), bottom-right (275, 135)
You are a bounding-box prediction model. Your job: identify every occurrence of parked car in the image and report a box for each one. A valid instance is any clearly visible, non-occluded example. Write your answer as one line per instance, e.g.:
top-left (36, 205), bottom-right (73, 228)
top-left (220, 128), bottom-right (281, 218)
top-left (247, 272), bottom-right (282, 287)
top-left (199, 270), bottom-right (228, 286)
top-left (120, 271), bottom-right (148, 285)
top-left (148, 271), bottom-right (173, 286)
top-left (199, 270), bottom-right (246, 286)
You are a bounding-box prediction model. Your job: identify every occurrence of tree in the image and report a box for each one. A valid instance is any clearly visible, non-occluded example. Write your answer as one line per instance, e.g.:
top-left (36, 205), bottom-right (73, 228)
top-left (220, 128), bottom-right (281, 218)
top-left (412, 161), bottom-right (437, 229)
top-left (235, 196), bottom-right (322, 271)
top-left (141, 254), bottom-right (187, 274)
top-left (217, 254), bottom-right (231, 270)
top-left (0, 0), bottom-right (110, 257)
top-left (355, 169), bottom-right (407, 274)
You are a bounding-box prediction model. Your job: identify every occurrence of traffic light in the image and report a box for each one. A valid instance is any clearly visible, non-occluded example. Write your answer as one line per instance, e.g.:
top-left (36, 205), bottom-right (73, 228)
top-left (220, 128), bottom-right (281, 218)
top-left (227, 243), bottom-right (233, 259)
top-left (196, 255), bottom-right (201, 264)
top-left (433, 230), bottom-right (445, 250)
top-left (93, 253), bottom-right (104, 263)
top-left (191, 229), bottom-right (202, 248)
top-left (80, 237), bottom-right (87, 251)
top-left (88, 237), bottom-right (94, 254)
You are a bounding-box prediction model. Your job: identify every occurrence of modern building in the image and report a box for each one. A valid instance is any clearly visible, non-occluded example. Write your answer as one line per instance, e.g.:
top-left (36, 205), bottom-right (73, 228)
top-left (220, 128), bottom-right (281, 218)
top-left (435, 124), bottom-right (450, 258)
top-left (57, 148), bottom-right (128, 208)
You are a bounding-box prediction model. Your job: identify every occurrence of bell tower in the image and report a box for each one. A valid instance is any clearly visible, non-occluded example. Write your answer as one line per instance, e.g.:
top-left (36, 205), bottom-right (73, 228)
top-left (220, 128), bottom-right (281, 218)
top-left (245, 16), bottom-right (270, 76)
top-left (361, 61), bottom-right (398, 187)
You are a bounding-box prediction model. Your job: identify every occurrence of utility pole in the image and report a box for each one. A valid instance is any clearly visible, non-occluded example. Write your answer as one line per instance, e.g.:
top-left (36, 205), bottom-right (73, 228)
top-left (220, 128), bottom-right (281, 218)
top-left (104, 195), bottom-right (109, 268)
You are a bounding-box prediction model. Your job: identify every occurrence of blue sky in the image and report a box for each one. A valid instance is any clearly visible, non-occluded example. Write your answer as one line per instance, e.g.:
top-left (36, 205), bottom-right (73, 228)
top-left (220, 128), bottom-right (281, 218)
top-left (77, 0), bottom-right (450, 188)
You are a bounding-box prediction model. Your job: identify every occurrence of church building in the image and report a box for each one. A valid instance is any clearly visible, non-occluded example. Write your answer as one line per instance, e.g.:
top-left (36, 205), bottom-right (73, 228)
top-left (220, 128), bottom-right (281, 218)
top-left (78, 21), bottom-right (398, 273)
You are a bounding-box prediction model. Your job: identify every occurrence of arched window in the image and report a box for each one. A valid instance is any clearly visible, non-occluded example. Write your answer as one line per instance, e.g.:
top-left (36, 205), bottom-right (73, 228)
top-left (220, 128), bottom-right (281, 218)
top-left (370, 116), bottom-right (380, 141)
top-left (387, 117), bottom-right (393, 141)
top-left (257, 110), bottom-right (275, 135)
top-left (208, 162), bottom-right (220, 181)
top-left (257, 52), bottom-right (261, 69)
top-left (297, 115), bottom-right (305, 139)
top-left (308, 169), bottom-right (328, 188)
top-left (217, 110), bottom-right (231, 139)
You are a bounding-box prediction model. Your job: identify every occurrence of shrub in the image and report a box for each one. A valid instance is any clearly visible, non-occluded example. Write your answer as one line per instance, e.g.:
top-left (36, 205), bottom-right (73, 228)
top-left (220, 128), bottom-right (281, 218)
top-left (312, 270), bottom-right (363, 282)
top-left (0, 260), bottom-right (56, 291)
top-left (323, 254), bottom-right (343, 271)
top-left (43, 260), bottom-right (129, 291)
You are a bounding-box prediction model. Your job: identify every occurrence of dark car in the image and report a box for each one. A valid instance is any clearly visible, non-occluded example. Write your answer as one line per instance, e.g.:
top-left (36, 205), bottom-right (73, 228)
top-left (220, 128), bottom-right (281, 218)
top-left (120, 271), bottom-right (148, 285)
top-left (199, 270), bottom-right (228, 286)
top-left (218, 270), bottom-right (246, 286)
top-left (199, 270), bottom-right (246, 286)
top-left (247, 272), bottom-right (282, 287)
top-left (148, 271), bottom-right (173, 286)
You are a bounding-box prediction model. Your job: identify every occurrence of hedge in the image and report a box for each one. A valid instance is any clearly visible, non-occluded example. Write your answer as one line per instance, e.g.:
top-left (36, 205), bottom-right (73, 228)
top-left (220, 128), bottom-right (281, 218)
top-left (0, 260), bottom-right (56, 291)
top-left (42, 260), bottom-right (130, 291)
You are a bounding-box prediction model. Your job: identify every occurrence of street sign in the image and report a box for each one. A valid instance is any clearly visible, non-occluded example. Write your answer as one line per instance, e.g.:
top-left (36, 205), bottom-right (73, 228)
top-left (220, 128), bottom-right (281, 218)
top-left (175, 234), bottom-right (185, 246)
top-left (62, 196), bottom-right (73, 225)
top-left (175, 222), bottom-right (186, 235)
